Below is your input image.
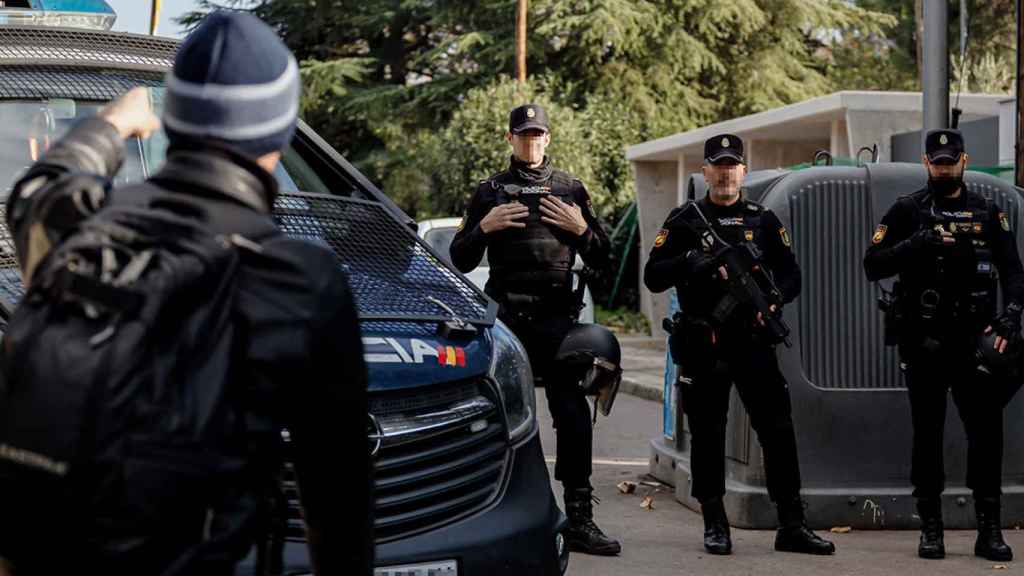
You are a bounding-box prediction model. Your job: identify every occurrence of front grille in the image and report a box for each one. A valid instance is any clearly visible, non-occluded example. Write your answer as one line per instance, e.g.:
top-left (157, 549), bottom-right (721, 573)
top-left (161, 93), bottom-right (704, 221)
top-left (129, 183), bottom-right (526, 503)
top-left (279, 378), bottom-right (508, 543)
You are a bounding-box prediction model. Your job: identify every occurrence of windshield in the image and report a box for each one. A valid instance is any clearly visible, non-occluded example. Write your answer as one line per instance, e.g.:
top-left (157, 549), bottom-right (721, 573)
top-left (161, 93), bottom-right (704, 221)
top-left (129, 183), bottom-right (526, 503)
top-left (424, 226), bottom-right (489, 267)
top-left (0, 90), bottom-right (329, 198)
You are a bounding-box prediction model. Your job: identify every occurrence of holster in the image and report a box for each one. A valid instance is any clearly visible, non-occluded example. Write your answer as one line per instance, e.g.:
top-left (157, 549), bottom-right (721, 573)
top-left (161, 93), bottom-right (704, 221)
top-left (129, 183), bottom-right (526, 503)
top-left (664, 312), bottom-right (718, 378)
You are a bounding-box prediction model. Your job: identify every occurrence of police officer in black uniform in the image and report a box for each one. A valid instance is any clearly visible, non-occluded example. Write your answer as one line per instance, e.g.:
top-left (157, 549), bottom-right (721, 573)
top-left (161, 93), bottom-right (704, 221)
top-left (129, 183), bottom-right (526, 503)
top-left (644, 134), bottom-right (835, 557)
top-left (450, 104), bottom-right (619, 556)
top-left (864, 129), bottom-right (1024, 562)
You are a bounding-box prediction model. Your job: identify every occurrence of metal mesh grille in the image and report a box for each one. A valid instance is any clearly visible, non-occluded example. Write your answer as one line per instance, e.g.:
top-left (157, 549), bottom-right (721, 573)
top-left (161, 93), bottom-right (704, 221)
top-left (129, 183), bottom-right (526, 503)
top-left (273, 192), bottom-right (494, 324)
top-left (0, 206), bottom-right (21, 311)
top-left (0, 193), bottom-right (494, 324)
top-left (0, 27), bottom-right (177, 71)
top-left (0, 67), bottom-right (164, 100)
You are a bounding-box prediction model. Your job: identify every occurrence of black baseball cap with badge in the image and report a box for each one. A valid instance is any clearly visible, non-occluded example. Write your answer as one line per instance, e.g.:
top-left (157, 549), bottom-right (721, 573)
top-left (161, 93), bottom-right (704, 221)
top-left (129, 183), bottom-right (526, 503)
top-left (509, 104), bottom-right (550, 134)
top-left (704, 133), bottom-right (745, 165)
top-left (924, 129), bottom-right (965, 164)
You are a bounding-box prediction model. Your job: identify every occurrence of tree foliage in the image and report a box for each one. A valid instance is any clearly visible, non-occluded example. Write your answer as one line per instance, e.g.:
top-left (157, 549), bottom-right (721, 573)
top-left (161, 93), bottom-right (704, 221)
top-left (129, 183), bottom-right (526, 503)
top-left (181, 0), bottom-right (894, 223)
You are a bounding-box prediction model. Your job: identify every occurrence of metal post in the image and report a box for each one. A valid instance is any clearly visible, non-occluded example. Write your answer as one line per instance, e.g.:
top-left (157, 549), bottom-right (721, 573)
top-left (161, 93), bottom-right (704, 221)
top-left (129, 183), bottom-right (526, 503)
top-left (923, 0), bottom-right (949, 132)
top-left (1017, 0), bottom-right (1024, 186)
top-left (515, 0), bottom-right (527, 83)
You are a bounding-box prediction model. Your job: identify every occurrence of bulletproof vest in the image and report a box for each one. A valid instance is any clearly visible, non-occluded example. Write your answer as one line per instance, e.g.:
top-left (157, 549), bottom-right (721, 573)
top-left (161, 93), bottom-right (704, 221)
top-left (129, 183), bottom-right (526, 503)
top-left (487, 170), bottom-right (577, 297)
top-left (904, 192), bottom-right (998, 326)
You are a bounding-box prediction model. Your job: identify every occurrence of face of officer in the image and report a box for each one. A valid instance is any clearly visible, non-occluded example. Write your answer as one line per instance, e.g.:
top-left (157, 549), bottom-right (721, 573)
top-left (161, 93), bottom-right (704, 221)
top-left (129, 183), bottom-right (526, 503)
top-left (702, 159), bottom-right (747, 206)
top-left (923, 153), bottom-right (968, 198)
top-left (506, 128), bottom-right (550, 167)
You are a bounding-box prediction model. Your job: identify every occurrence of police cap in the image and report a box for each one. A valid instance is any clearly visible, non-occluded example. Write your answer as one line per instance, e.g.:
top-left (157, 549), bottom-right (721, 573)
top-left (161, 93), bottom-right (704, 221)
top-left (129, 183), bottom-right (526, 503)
top-left (704, 133), bottom-right (744, 164)
top-left (925, 129), bottom-right (965, 164)
top-left (509, 104), bottom-right (550, 134)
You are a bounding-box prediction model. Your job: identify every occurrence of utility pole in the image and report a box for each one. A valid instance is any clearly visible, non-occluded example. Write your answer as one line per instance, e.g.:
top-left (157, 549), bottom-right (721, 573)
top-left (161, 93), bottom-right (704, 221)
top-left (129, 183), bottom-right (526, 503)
top-left (149, 0), bottom-right (161, 36)
top-left (515, 0), bottom-right (527, 83)
top-left (922, 0), bottom-right (949, 133)
top-left (1017, 0), bottom-right (1024, 186)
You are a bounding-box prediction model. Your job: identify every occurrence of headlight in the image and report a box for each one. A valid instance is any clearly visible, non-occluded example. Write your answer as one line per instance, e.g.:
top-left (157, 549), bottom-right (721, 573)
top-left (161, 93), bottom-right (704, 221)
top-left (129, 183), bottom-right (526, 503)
top-left (489, 320), bottom-right (536, 441)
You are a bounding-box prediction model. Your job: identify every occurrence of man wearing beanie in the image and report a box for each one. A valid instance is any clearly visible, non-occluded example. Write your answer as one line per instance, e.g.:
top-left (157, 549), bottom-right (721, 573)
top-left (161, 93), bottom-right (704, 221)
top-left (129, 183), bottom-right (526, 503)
top-left (0, 11), bottom-right (369, 576)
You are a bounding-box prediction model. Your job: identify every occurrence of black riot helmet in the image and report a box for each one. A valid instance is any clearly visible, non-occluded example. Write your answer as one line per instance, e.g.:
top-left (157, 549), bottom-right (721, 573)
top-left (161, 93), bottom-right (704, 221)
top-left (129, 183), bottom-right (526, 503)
top-left (555, 323), bottom-right (623, 418)
top-left (975, 331), bottom-right (1024, 405)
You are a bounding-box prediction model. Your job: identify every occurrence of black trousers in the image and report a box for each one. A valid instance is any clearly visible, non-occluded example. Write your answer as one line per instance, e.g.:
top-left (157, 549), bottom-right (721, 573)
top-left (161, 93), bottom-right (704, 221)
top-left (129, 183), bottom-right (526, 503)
top-left (682, 338), bottom-right (802, 504)
top-left (900, 342), bottom-right (1006, 499)
top-left (502, 311), bottom-right (593, 489)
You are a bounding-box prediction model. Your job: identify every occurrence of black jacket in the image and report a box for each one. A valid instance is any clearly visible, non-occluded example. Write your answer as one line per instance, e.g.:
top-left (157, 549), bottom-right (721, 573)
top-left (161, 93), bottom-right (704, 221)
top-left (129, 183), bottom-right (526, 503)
top-left (3, 117), bottom-right (371, 574)
top-left (864, 186), bottom-right (1024, 333)
top-left (644, 195), bottom-right (801, 334)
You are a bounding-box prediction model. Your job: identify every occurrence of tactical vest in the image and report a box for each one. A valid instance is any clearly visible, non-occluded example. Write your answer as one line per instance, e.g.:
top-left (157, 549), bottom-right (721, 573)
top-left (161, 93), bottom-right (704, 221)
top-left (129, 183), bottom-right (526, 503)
top-left (903, 192), bottom-right (998, 327)
top-left (676, 200), bottom-right (769, 324)
top-left (487, 170), bottom-right (577, 297)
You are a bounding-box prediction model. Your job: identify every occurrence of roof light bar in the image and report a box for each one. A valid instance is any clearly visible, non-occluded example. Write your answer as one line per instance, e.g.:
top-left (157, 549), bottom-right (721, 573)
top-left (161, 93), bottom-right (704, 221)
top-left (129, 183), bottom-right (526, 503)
top-left (0, 0), bottom-right (116, 31)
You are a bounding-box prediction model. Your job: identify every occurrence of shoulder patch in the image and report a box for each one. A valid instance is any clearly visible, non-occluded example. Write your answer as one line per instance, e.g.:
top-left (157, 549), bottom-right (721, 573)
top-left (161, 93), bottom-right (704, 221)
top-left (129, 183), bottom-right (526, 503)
top-left (779, 226), bottom-right (791, 247)
top-left (872, 224), bottom-right (887, 244)
top-left (653, 228), bottom-right (669, 248)
top-left (1000, 212), bottom-right (1010, 232)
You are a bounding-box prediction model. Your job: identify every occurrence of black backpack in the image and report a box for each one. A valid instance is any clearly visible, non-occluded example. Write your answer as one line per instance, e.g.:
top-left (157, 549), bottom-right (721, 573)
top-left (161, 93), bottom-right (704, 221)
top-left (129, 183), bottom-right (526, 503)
top-left (0, 193), bottom-right (261, 573)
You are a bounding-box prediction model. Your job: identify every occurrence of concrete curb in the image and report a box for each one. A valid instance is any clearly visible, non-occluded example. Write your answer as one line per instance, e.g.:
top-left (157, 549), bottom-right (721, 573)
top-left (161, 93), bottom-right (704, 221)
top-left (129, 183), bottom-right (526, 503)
top-left (619, 376), bottom-right (663, 403)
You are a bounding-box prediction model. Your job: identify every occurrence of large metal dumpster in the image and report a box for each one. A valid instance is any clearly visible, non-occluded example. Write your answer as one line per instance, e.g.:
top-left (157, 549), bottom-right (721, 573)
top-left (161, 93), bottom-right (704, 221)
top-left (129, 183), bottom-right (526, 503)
top-left (650, 163), bottom-right (1024, 529)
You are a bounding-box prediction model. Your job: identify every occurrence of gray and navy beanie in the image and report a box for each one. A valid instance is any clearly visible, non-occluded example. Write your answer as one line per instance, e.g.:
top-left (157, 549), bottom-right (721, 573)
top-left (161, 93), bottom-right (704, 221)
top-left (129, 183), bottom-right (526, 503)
top-left (163, 10), bottom-right (300, 159)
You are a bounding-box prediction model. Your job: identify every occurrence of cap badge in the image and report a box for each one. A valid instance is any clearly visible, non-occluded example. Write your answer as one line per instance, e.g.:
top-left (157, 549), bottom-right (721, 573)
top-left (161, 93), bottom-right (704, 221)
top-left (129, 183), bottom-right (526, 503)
top-left (939, 134), bottom-right (948, 145)
top-left (721, 137), bottom-right (730, 147)
top-left (526, 108), bottom-right (536, 118)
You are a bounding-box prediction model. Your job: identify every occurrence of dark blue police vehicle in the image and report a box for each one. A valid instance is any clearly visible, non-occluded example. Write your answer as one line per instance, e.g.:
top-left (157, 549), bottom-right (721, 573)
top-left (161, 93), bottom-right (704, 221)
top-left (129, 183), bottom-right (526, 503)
top-left (0, 2), bottom-right (569, 574)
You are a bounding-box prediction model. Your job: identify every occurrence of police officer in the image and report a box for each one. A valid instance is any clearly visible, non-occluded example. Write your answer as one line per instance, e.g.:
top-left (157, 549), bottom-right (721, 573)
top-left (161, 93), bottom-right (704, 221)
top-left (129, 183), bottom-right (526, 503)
top-left (450, 104), bottom-right (619, 556)
top-left (0, 12), bottom-right (370, 575)
top-left (645, 134), bottom-right (835, 556)
top-left (864, 129), bottom-right (1024, 561)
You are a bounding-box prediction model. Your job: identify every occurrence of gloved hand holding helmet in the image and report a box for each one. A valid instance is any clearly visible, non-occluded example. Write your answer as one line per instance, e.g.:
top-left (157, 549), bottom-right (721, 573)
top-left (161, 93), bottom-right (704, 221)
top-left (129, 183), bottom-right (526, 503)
top-left (976, 302), bottom-right (1024, 404)
top-left (555, 323), bottom-right (623, 420)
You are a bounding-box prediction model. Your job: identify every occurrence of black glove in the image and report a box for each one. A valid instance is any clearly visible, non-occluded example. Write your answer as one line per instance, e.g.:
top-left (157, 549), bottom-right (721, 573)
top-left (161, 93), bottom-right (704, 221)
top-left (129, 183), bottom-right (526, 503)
top-left (684, 249), bottom-right (718, 278)
top-left (903, 227), bottom-right (949, 254)
top-left (994, 302), bottom-right (1024, 346)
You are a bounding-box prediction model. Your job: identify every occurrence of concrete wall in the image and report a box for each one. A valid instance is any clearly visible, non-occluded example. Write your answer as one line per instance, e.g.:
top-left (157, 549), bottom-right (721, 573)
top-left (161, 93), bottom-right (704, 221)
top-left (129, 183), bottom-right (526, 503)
top-left (844, 110), bottom-right (924, 162)
top-left (747, 140), bottom-right (830, 170)
top-left (891, 116), bottom-right (1000, 165)
top-left (999, 99), bottom-right (1015, 166)
top-left (634, 160), bottom-right (678, 335)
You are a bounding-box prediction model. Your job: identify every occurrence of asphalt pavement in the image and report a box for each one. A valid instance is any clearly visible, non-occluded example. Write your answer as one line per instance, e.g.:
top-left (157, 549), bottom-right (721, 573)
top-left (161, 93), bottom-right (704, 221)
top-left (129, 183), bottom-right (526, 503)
top-left (535, 361), bottom-right (1024, 576)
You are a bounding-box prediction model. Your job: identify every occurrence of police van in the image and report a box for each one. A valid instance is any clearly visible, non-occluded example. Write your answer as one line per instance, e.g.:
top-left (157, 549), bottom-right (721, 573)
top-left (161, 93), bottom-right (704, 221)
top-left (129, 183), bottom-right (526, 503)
top-left (0, 3), bottom-right (569, 574)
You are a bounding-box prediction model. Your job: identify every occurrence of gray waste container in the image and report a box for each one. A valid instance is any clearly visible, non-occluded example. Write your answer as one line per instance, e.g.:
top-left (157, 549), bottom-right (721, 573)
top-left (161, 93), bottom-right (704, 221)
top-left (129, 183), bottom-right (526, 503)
top-left (650, 163), bottom-right (1024, 529)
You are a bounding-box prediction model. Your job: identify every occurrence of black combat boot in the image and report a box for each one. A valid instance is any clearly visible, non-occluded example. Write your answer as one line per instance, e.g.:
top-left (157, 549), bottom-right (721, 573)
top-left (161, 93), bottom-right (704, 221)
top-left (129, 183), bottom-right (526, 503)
top-left (774, 497), bottom-right (836, 555)
top-left (701, 498), bottom-right (732, 555)
top-left (564, 487), bottom-right (622, 556)
top-left (975, 496), bottom-right (1013, 561)
top-left (916, 498), bottom-right (945, 559)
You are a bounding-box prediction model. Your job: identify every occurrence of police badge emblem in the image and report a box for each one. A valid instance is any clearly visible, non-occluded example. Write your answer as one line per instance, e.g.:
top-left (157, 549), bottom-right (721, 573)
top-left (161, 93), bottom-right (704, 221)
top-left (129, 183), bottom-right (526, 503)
top-left (872, 224), bottom-right (887, 244)
top-left (939, 134), bottom-right (948, 145)
top-left (744, 230), bottom-right (754, 242)
top-left (526, 108), bottom-right (536, 118)
top-left (721, 137), bottom-right (730, 148)
top-left (654, 228), bottom-right (669, 248)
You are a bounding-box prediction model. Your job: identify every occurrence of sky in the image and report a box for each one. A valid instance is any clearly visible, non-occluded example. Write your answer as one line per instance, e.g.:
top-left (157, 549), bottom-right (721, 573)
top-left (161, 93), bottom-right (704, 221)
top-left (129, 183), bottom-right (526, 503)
top-left (106, 0), bottom-right (204, 38)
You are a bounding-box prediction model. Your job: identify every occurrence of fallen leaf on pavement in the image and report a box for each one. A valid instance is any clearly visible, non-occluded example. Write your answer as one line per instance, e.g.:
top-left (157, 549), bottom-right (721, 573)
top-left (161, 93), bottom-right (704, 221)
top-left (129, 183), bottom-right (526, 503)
top-left (617, 481), bottom-right (637, 495)
top-left (641, 496), bottom-right (654, 510)
top-left (994, 565), bottom-right (1008, 570)
top-left (830, 526), bottom-right (852, 534)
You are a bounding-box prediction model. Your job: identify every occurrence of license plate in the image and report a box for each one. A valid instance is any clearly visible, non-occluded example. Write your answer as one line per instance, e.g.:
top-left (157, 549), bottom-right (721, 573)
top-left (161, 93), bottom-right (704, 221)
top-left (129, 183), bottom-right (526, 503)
top-left (374, 560), bottom-right (458, 576)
